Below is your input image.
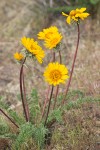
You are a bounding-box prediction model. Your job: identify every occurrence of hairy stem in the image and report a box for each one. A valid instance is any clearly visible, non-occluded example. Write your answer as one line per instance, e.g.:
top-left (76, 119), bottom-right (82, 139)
top-left (44, 86), bottom-right (54, 126)
top-left (53, 85), bottom-right (59, 109)
top-left (22, 71), bottom-right (30, 121)
top-left (20, 57), bottom-right (29, 122)
top-left (42, 52), bottom-right (55, 119)
top-left (52, 51), bottom-right (55, 62)
top-left (62, 23), bottom-right (80, 105)
top-left (53, 50), bottom-right (62, 109)
top-left (0, 108), bottom-right (19, 128)
top-left (42, 85), bottom-right (50, 118)
top-left (58, 50), bottom-right (62, 64)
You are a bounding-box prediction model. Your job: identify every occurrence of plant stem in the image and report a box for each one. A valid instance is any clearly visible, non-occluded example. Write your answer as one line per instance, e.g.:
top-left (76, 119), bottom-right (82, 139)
top-left (0, 108), bottom-right (19, 128)
top-left (42, 52), bottom-right (55, 119)
top-left (20, 57), bottom-right (29, 122)
top-left (62, 23), bottom-right (80, 105)
top-left (44, 86), bottom-right (54, 126)
top-left (58, 50), bottom-right (62, 64)
top-left (53, 85), bottom-right (59, 109)
top-left (42, 85), bottom-right (50, 118)
top-left (52, 51), bottom-right (55, 62)
top-left (53, 50), bottom-right (62, 109)
top-left (22, 71), bottom-right (30, 121)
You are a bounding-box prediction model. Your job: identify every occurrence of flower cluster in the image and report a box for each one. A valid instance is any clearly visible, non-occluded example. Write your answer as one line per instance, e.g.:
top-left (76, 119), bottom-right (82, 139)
top-left (38, 26), bottom-right (62, 49)
top-left (62, 8), bottom-right (90, 24)
top-left (14, 37), bottom-right (45, 64)
top-left (14, 7), bottom-right (90, 86)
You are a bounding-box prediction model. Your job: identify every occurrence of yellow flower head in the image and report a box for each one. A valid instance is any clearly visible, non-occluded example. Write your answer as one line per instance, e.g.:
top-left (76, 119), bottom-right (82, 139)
top-left (38, 26), bottom-right (58, 40)
top-left (44, 32), bottom-right (62, 49)
top-left (38, 26), bottom-right (62, 49)
top-left (21, 37), bottom-right (45, 63)
top-left (14, 52), bottom-right (24, 61)
top-left (62, 8), bottom-right (90, 24)
top-left (44, 62), bottom-right (69, 86)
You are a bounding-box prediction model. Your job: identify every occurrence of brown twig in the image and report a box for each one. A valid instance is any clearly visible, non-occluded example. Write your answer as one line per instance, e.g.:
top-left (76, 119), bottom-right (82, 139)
top-left (62, 23), bottom-right (80, 105)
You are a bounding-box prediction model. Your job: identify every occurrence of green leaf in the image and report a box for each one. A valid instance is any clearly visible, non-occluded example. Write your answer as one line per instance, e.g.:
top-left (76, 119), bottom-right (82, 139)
top-left (28, 89), bottom-right (41, 123)
top-left (13, 122), bottom-right (35, 150)
top-left (0, 118), bottom-right (10, 135)
top-left (0, 96), bottom-right (9, 110)
top-left (33, 124), bottom-right (48, 149)
top-left (48, 109), bottom-right (63, 123)
top-left (8, 110), bottom-right (25, 125)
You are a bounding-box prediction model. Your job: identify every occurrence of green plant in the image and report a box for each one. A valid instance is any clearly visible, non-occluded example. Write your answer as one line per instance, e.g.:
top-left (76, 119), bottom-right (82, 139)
top-left (0, 96), bottom-right (9, 110)
top-left (13, 122), bottom-right (34, 149)
top-left (0, 90), bottom-right (100, 149)
top-left (33, 124), bottom-right (48, 149)
top-left (47, 108), bottom-right (63, 123)
top-left (28, 89), bottom-right (41, 124)
top-left (0, 118), bottom-right (10, 137)
top-left (0, 7), bottom-right (91, 149)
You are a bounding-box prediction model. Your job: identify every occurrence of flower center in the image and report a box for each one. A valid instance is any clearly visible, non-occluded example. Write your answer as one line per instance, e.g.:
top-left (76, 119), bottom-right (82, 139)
top-left (45, 32), bottom-right (53, 39)
top-left (51, 38), bottom-right (59, 46)
top-left (50, 70), bottom-right (62, 81)
top-left (28, 45), bottom-right (37, 56)
top-left (70, 10), bottom-right (76, 16)
top-left (30, 45), bottom-right (35, 50)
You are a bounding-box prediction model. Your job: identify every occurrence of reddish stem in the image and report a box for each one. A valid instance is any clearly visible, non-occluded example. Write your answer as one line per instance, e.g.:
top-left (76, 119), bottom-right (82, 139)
top-left (53, 50), bottom-right (62, 109)
top-left (52, 51), bottom-right (55, 62)
top-left (58, 50), bottom-right (62, 64)
top-left (44, 86), bottom-right (54, 126)
top-left (42, 85), bottom-right (50, 118)
top-left (53, 85), bottom-right (59, 109)
top-left (0, 108), bottom-right (19, 128)
top-left (42, 52), bottom-right (55, 119)
top-left (62, 23), bottom-right (80, 105)
top-left (22, 71), bottom-right (30, 121)
top-left (20, 57), bottom-right (29, 122)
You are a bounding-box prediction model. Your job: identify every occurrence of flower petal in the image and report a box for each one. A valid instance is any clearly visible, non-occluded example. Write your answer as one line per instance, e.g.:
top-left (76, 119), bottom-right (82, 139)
top-left (80, 8), bottom-right (86, 12)
top-left (67, 16), bottom-right (71, 24)
top-left (62, 12), bottom-right (68, 17)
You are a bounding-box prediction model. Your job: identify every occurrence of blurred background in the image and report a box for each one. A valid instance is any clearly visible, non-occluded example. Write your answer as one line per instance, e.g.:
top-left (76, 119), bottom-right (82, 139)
top-left (0, 0), bottom-right (100, 102)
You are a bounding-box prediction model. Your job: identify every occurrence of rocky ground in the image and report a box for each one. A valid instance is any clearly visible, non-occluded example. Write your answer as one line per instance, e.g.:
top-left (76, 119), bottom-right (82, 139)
top-left (0, 0), bottom-right (48, 100)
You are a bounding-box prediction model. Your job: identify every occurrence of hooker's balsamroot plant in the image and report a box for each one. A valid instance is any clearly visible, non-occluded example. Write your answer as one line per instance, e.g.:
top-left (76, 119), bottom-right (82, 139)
top-left (0, 8), bottom-right (89, 149)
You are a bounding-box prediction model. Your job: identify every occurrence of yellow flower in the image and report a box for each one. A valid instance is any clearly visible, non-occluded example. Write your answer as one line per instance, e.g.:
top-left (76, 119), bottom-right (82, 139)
top-left (38, 26), bottom-right (62, 49)
top-left (44, 32), bottom-right (62, 49)
top-left (75, 8), bottom-right (90, 20)
top-left (44, 62), bottom-right (69, 86)
top-left (62, 8), bottom-right (90, 24)
top-left (38, 26), bottom-right (58, 40)
top-left (14, 52), bottom-right (24, 61)
top-left (21, 37), bottom-right (45, 63)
